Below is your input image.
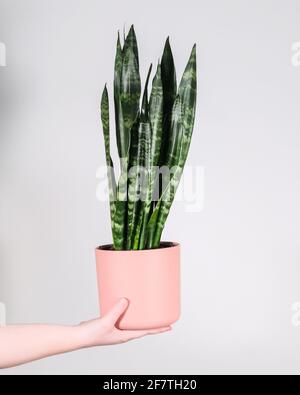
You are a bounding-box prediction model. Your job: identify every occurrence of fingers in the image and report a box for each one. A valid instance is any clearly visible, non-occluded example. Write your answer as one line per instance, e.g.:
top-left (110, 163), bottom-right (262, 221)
top-left (144, 326), bottom-right (172, 335)
top-left (104, 298), bottom-right (129, 325)
top-left (122, 326), bottom-right (172, 341)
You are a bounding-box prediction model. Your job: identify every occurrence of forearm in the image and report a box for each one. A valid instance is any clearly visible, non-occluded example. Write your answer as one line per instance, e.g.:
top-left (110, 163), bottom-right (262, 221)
top-left (0, 299), bottom-right (170, 369)
top-left (0, 324), bottom-right (84, 369)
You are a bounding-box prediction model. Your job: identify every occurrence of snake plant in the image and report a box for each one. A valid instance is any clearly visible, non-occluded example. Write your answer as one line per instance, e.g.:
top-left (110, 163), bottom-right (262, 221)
top-left (100, 26), bottom-right (197, 250)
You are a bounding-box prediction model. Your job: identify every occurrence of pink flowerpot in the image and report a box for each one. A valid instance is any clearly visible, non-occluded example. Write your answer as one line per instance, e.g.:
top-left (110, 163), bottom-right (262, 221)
top-left (95, 242), bottom-right (180, 330)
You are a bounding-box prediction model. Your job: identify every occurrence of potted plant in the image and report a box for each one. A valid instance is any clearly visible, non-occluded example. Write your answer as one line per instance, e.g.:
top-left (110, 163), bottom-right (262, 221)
top-left (96, 26), bottom-right (197, 330)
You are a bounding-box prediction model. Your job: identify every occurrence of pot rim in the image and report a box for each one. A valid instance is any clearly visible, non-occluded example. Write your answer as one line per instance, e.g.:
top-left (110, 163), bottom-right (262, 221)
top-left (96, 241), bottom-right (179, 254)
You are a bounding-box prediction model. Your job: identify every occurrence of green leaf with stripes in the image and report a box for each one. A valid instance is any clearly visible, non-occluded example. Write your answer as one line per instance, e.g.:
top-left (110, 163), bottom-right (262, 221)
top-left (149, 64), bottom-right (164, 168)
top-left (132, 121), bottom-right (152, 249)
top-left (123, 25), bottom-right (139, 68)
top-left (114, 32), bottom-right (124, 159)
top-left (141, 64), bottom-right (152, 122)
top-left (119, 27), bottom-right (141, 158)
top-left (159, 38), bottom-right (177, 172)
top-left (127, 62), bottom-right (153, 249)
top-left (126, 116), bottom-right (141, 249)
top-left (112, 26), bottom-right (141, 249)
top-left (100, 86), bottom-right (117, 243)
top-left (113, 158), bottom-right (128, 250)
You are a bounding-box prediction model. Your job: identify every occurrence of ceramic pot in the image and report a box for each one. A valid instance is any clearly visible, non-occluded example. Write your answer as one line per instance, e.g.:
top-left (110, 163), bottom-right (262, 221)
top-left (95, 242), bottom-right (180, 330)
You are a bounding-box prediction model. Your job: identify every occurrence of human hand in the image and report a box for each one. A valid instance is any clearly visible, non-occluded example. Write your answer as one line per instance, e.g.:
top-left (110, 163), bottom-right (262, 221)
top-left (78, 298), bottom-right (171, 347)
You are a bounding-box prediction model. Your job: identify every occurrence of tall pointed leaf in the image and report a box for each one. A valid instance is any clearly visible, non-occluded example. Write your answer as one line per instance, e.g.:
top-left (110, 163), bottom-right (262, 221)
top-left (113, 159), bottom-right (128, 250)
top-left (127, 63), bottom-right (152, 249)
top-left (123, 25), bottom-right (139, 67)
top-left (178, 44), bottom-right (197, 157)
top-left (101, 86), bottom-right (116, 229)
top-left (164, 95), bottom-right (184, 169)
top-left (131, 121), bottom-right (151, 249)
top-left (159, 38), bottom-right (177, 171)
top-left (141, 64), bottom-right (152, 121)
top-left (113, 28), bottom-right (141, 249)
top-left (149, 64), bottom-right (163, 168)
top-left (161, 38), bottom-right (177, 120)
top-left (114, 32), bottom-right (124, 159)
top-left (147, 45), bottom-right (197, 248)
top-left (118, 28), bottom-right (141, 158)
top-left (126, 117), bottom-right (140, 249)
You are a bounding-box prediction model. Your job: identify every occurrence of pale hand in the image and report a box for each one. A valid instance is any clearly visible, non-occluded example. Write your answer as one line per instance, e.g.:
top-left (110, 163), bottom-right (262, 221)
top-left (78, 298), bottom-right (171, 347)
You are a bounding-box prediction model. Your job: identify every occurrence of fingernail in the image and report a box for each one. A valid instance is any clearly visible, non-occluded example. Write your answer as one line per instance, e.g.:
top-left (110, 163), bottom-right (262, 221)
top-left (120, 297), bottom-right (129, 305)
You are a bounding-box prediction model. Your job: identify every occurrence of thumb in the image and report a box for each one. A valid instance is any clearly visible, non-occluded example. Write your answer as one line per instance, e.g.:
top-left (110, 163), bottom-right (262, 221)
top-left (104, 298), bottom-right (129, 324)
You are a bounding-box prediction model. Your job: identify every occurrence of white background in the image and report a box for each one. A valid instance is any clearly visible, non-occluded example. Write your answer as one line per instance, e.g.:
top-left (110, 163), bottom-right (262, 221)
top-left (1, 0), bottom-right (300, 374)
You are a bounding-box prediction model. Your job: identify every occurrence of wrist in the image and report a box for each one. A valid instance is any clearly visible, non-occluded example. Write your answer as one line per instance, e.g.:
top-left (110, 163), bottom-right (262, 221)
top-left (73, 323), bottom-right (94, 349)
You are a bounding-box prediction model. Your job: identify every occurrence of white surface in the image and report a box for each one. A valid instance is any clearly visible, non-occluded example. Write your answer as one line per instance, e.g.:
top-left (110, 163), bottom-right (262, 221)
top-left (1, 0), bottom-right (300, 374)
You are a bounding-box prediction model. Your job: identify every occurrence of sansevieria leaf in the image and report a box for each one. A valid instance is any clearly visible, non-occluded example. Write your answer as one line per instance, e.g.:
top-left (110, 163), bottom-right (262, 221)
top-left (141, 64), bottom-right (152, 121)
top-left (113, 158), bottom-right (129, 250)
top-left (100, 86), bottom-right (117, 243)
top-left (114, 32), bottom-right (124, 159)
top-left (126, 116), bottom-right (140, 249)
top-left (113, 26), bottom-right (142, 250)
top-left (123, 25), bottom-right (139, 68)
top-left (159, 38), bottom-right (177, 173)
top-left (132, 121), bottom-right (151, 249)
top-left (149, 64), bottom-right (164, 168)
top-left (119, 27), bottom-right (141, 158)
top-left (178, 44), bottom-right (197, 159)
top-left (161, 38), bottom-right (177, 123)
top-left (148, 64), bottom-right (164, 220)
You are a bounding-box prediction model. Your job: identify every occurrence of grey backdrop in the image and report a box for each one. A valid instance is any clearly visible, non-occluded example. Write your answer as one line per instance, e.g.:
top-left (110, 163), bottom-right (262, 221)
top-left (1, 0), bottom-right (300, 375)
